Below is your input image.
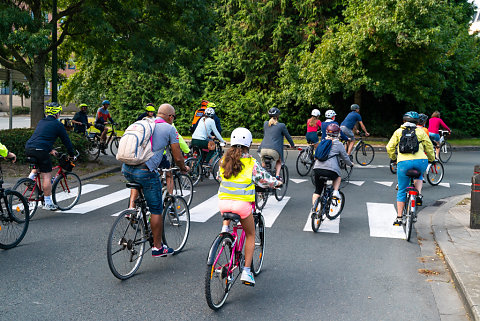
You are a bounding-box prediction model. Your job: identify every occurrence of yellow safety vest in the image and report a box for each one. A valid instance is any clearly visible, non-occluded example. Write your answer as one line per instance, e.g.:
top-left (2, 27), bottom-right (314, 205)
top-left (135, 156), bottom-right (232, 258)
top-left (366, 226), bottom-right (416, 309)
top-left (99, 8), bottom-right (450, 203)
top-left (218, 157), bottom-right (255, 202)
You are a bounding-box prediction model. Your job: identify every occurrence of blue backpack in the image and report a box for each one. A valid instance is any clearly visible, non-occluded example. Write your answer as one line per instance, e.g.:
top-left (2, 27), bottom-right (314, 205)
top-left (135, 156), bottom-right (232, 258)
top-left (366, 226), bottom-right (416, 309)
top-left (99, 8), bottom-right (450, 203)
top-left (314, 139), bottom-right (334, 161)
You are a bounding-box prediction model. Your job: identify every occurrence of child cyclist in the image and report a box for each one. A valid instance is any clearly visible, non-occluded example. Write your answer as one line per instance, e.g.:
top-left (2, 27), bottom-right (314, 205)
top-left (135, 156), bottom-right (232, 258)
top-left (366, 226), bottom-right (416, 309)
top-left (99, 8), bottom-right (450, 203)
top-left (217, 128), bottom-right (282, 286)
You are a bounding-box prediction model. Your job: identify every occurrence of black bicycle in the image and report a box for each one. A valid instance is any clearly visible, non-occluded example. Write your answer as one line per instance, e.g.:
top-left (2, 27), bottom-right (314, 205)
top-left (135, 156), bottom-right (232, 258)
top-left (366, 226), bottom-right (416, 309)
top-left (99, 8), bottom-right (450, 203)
top-left (296, 143), bottom-right (315, 176)
top-left (255, 155), bottom-right (289, 210)
top-left (86, 123), bottom-right (120, 160)
top-left (0, 158), bottom-right (30, 250)
top-left (352, 132), bottom-right (375, 166)
top-left (311, 177), bottom-right (345, 232)
top-left (438, 130), bottom-right (452, 163)
top-left (401, 169), bottom-right (421, 242)
top-left (186, 140), bottom-right (224, 186)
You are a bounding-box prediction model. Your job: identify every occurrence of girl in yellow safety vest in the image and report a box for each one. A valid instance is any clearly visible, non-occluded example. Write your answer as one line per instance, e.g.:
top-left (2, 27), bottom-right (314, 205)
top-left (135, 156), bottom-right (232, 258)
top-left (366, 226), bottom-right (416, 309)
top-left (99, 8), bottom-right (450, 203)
top-left (218, 127), bottom-right (283, 286)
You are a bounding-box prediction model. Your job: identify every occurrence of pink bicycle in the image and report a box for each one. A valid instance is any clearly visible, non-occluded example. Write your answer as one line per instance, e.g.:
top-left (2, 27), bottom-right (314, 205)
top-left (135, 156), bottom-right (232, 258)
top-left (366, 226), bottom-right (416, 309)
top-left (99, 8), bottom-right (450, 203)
top-left (205, 209), bottom-right (265, 310)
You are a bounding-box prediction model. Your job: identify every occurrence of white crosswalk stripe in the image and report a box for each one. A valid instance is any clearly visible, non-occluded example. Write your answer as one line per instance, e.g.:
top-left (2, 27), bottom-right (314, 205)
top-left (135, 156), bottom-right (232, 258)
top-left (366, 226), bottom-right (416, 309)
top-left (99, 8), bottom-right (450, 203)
top-left (303, 213), bottom-right (340, 233)
top-left (189, 194), bottom-right (219, 222)
top-left (290, 178), bottom-right (308, 184)
top-left (458, 183), bottom-right (471, 186)
top-left (367, 202), bottom-right (405, 239)
top-left (349, 181), bottom-right (365, 186)
top-left (63, 188), bottom-right (130, 214)
top-left (374, 181), bottom-right (393, 187)
top-left (54, 184), bottom-right (107, 202)
top-left (262, 197), bottom-right (290, 228)
top-left (438, 182), bottom-right (450, 188)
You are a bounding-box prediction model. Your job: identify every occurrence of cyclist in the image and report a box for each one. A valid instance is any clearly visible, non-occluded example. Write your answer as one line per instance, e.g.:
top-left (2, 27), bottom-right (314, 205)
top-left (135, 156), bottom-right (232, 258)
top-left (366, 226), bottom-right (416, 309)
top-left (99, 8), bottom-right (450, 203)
top-left (218, 127), bottom-right (282, 286)
top-left (258, 107), bottom-right (295, 179)
top-left (321, 109), bottom-right (349, 141)
top-left (95, 100), bottom-right (118, 155)
top-left (310, 123), bottom-right (353, 215)
top-left (136, 103), bottom-right (156, 121)
top-left (122, 103), bottom-right (189, 257)
top-left (386, 111), bottom-right (434, 226)
top-left (71, 103), bottom-right (91, 135)
top-left (427, 111), bottom-right (451, 160)
top-left (417, 113), bottom-right (429, 135)
top-left (206, 102), bottom-right (222, 134)
top-left (25, 103), bottom-right (76, 211)
top-left (306, 109), bottom-right (321, 145)
top-left (191, 107), bottom-right (226, 163)
top-left (340, 104), bottom-right (370, 157)
top-left (0, 142), bottom-right (16, 162)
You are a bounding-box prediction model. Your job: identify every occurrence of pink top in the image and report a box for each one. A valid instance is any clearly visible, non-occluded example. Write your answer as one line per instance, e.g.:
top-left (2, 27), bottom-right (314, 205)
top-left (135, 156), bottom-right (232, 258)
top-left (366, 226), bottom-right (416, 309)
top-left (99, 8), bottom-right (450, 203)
top-left (428, 117), bottom-right (450, 134)
top-left (306, 119), bottom-right (322, 133)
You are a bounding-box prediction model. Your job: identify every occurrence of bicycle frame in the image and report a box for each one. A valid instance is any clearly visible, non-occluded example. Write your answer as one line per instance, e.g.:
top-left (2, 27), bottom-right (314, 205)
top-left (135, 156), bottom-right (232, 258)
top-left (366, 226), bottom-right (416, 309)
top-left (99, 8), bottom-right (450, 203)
top-left (212, 222), bottom-right (246, 283)
top-left (26, 165), bottom-right (66, 203)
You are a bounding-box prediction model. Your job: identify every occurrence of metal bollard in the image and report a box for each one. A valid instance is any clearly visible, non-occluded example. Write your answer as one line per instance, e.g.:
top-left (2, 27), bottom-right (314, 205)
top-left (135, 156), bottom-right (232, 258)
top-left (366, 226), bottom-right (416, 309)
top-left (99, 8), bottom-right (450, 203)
top-left (470, 165), bottom-right (480, 229)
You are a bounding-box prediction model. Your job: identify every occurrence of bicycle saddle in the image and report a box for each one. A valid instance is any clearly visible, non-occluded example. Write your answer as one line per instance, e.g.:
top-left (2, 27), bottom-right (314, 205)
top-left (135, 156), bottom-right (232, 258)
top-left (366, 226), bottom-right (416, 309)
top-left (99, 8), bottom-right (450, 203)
top-left (317, 176), bottom-right (330, 181)
top-left (26, 156), bottom-right (38, 164)
top-left (406, 168), bottom-right (422, 178)
top-left (263, 156), bottom-right (275, 161)
top-left (126, 182), bottom-right (142, 190)
top-left (222, 212), bottom-right (241, 222)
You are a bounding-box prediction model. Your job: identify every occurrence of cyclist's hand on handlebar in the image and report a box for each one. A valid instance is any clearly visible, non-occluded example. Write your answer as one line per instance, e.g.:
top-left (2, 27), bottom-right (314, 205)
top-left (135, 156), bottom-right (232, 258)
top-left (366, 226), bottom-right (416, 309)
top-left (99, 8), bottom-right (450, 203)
top-left (365, 132), bottom-right (370, 137)
top-left (7, 152), bottom-right (16, 163)
top-left (181, 165), bottom-right (190, 173)
top-left (50, 149), bottom-right (58, 157)
top-left (220, 142), bottom-right (226, 147)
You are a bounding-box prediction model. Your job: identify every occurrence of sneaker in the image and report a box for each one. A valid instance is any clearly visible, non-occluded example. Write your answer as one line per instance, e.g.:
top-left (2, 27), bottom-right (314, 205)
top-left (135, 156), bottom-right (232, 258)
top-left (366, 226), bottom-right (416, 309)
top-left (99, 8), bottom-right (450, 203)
top-left (152, 244), bottom-right (174, 257)
top-left (416, 195), bottom-right (423, 206)
top-left (221, 226), bottom-right (231, 234)
top-left (332, 190), bottom-right (340, 199)
top-left (275, 175), bottom-right (283, 182)
top-left (393, 218), bottom-right (402, 226)
top-left (101, 148), bottom-right (107, 155)
top-left (43, 203), bottom-right (58, 211)
top-left (241, 269), bottom-right (255, 286)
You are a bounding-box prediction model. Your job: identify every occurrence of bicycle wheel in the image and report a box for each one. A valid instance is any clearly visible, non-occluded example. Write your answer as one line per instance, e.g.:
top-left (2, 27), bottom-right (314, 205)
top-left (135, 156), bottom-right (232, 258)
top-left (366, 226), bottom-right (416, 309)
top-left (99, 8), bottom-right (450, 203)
top-left (355, 143), bottom-right (375, 166)
top-left (311, 197), bottom-right (323, 233)
top-left (52, 172), bottom-right (82, 210)
top-left (185, 157), bottom-right (201, 186)
top-left (404, 196), bottom-right (414, 242)
top-left (296, 149), bottom-right (313, 176)
top-left (0, 190), bottom-right (29, 249)
top-left (439, 142), bottom-right (452, 163)
top-left (212, 157), bottom-right (221, 184)
top-left (255, 188), bottom-right (268, 210)
top-left (326, 190), bottom-right (345, 220)
top-left (110, 136), bottom-right (121, 156)
top-left (87, 136), bottom-right (100, 161)
top-left (162, 196), bottom-right (190, 254)
top-left (252, 213), bottom-right (265, 276)
top-left (107, 209), bottom-right (146, 280)
top-left (389, 161), bottom-right (397, 174)
top-left (427, 161), bottom-right (444, 186)
top-left (274, 165), bottom-right (289, 201)
top-left (12, 178), bottom-right (39, 219)
top-left (205, 233), bottom-right (234, 310)
top-left (172, 173), bottom-right (193, 207)
top-left (340, 162), bottom-right (352, 188)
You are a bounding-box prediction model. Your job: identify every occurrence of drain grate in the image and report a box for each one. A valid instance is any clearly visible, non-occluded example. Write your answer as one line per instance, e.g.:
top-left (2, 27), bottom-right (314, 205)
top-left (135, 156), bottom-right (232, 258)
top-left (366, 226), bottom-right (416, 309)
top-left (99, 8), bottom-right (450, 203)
top-left (431, 200), bottom-right (446, 207)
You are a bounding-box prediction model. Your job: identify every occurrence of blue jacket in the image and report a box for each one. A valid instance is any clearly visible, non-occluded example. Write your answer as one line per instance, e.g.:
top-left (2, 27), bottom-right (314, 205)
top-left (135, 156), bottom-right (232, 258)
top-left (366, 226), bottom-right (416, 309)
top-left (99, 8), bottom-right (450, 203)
top-left (25, 115), bottom-right (75, 156)
top-left (321, 120), bottom-right (349, 141)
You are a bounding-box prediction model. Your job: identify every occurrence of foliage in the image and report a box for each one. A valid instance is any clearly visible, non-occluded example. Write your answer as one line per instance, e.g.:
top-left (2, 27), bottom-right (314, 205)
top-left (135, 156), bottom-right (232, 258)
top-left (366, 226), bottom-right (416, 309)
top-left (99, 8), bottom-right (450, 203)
top-left (13, 106), bottom-right (30, 115)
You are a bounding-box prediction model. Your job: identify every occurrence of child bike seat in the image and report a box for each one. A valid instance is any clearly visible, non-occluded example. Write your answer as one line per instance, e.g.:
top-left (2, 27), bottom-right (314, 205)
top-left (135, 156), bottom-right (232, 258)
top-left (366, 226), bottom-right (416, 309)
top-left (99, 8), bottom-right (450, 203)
top-left (222, 212), bottom-right (241, 222)
top-left (406, 168), bottom-right (422, 179)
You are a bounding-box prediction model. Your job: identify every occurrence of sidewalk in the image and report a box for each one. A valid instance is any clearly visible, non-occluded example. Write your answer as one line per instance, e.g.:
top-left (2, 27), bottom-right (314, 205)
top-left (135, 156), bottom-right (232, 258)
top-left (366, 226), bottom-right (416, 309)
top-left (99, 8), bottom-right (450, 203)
top-left (422, 194), bottom-right (480, 321)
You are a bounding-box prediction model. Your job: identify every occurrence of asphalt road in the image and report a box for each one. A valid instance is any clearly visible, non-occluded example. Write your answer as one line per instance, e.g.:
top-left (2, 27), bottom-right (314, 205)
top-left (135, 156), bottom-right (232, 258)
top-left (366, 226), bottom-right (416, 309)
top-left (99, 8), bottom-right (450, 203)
top-left (1, 150), bottom-right (478, 320)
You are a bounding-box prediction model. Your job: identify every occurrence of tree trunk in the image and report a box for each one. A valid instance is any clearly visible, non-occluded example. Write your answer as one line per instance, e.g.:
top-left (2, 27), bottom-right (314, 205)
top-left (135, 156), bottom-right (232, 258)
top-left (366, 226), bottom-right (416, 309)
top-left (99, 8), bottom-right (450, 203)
top-left (30, 56), bottom-right (47, 128)
top-left (21, 95), bottom-right (24, 108)
top-left (354, 89), bottom-right (362, 106)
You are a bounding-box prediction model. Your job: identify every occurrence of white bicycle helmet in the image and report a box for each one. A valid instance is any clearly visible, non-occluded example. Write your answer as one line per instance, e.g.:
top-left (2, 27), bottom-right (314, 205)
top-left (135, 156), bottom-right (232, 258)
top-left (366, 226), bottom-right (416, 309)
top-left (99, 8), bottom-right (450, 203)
top-left (230, 127), bottom-right (252, 148)
top-left (204, 107), bottom-right (215, 117)
top-left (325, 109), bottom-right (336, 119)
top-left (311, 109), bottom-right (321, 117)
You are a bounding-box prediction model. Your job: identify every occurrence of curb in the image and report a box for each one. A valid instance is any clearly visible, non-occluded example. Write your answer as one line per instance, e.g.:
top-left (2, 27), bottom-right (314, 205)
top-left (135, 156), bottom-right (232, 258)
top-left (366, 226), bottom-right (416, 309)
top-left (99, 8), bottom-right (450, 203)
top-left (79, 164), bottom-right (122, 181)
top-left (428, 194), bottom-right (480, 321)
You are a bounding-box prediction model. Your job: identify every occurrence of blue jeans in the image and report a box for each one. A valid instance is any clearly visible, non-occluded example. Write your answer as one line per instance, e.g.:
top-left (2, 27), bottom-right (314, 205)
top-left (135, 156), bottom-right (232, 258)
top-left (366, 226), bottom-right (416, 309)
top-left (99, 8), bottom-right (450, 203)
top-left (122, 164), bottom-right (163, 215)
top-left (396, 159), bottom-right (428, 202)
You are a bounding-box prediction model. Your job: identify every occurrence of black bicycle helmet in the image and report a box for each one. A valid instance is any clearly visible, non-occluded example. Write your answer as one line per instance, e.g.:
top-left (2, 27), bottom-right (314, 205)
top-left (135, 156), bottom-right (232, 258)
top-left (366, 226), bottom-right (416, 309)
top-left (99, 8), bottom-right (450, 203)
top-left (351, 104), bottom-right (360, 111)
top-left (268, 107), bottom-right (281, 117)
top-left (418, 113), bottom-right (428, 125)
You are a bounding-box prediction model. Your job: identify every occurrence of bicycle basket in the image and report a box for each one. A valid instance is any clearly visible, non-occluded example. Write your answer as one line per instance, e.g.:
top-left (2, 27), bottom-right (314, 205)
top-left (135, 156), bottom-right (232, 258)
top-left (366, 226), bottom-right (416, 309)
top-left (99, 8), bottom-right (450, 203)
top-left (59, 156), bottom-right (75, 172)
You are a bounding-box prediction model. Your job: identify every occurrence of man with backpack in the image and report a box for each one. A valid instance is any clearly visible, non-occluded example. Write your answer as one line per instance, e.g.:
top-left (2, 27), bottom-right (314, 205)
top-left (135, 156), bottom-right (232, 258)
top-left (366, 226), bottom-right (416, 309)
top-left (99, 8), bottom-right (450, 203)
top-left (310, 123), bottom-right (353, 216)
top-left (119, 103), bottom-right (189, 257)
top-left (386, 111), bottom-right (434, 227)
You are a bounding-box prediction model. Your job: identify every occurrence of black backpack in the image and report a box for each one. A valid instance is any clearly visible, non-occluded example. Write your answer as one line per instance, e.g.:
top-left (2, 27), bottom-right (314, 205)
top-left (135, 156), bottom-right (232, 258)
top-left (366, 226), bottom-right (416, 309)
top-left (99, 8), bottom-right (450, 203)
top-left (398, 127), bottom-right (419, 154)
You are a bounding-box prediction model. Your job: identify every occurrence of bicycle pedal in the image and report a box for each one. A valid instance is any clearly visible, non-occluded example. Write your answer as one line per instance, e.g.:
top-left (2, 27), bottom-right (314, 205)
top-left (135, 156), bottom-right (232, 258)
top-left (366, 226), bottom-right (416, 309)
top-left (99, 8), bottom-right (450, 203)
top-left (242, 281), bottom-right (255, 287)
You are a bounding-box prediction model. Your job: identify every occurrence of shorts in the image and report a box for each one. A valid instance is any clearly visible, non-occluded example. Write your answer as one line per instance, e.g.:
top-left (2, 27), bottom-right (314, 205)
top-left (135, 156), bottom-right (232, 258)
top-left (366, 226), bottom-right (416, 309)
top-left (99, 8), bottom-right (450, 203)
top-left (122, 163), bottom-right (163, 215)
top-left (159, 154), bottom-right (171, 169)
top-left (218, 199), bottom-right (254, 219)
top-left (25, 148), bottom-right (52, 173)
top-left (313, 168), bottom-right (339, 195)
top-left (396, 159), bottom-right (428, 202)
top-left (306, 132), bottom-right (319, 144)
top-left (94, 123), bottom-right (106, 132)
top-left (260, 149), bottom-right (280, 163)
top-left (429, 133), bottom-right (440, 143)
top-left (340, 126), bottom-right (355, 140)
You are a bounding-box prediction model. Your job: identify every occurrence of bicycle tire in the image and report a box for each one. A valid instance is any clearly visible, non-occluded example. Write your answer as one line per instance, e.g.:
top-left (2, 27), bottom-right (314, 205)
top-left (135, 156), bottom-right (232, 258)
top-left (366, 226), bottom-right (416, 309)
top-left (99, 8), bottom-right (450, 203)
top-left (404, 196), bottom-right (414, 242)
top-left (427, 161), bottom-right (444, 186)
top-left (340, 161), bottom-right (352, 188)
top-left (162, 196), bottom-right (190, 254)
top-left (355, 143), bottom-right (375, 166)
top-left (172, 173), bottom-right (193, 207)
top-left (389, 161), bottom-right (397, 174)
top-left (274, 165), bottom-right (289, 201)
top-left (212, 157), bottom-right (221, 184)
top-left (311, 197), bottom-right (323, 232)
top-left (107, 209), bottom-right (146, 280)
top-left (87, 136), bottom-right (100, 161)
top-left (110, 136), bottom-right (121, 156)
top-left (185, 157), bottom-right (201, 186)
top-left (12, 178), bottom-right (39, 219)
top-left (296, 149), bottom-right (313, 176)
top-left (205, 233), bottom-right (234, 310)
top-left (0, 190), bottom-right (30, 249)
top-left (325, 190), bottom-right (345, 220)
top-left (252, 213), bottom-right (265, 276)
top-left (52, 172), bottom-right (82, 211)
top-left (439, 142), bottom-right (452, 163)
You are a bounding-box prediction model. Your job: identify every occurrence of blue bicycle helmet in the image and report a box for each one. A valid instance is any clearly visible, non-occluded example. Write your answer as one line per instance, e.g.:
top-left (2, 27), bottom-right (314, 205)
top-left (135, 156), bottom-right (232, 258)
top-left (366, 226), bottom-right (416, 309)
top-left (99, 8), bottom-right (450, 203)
top-left (403, 111), bottom-right (419, 124)
top-left (102, 100), bottom-right (110, 105)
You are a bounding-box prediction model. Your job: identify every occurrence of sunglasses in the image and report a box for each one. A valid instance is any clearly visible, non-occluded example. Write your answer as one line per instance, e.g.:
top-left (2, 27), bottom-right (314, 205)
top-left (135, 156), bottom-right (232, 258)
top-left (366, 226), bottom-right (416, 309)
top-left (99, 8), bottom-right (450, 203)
top-left (169, 114), bottom-right (176, 120)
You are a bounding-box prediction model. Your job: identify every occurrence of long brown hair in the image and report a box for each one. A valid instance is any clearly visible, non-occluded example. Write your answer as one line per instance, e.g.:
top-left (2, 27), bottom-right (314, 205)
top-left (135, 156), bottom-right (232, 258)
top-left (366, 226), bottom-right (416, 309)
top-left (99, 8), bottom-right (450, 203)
top-left (308, 116), bottom-right (317, 127)
top-left (268, 117), bottom-right (278, 127)
top-left (220, 145), bottom-right (248, 179)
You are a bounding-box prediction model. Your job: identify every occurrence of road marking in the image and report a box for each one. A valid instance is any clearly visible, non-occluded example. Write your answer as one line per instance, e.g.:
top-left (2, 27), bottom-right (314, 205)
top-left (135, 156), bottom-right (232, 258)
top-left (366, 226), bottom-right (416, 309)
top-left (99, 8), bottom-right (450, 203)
top-left (367, 202), bottom-right (405, 239)
top-left (189, 194), bottom-right (219, 222)
top-left (355, 165), bottom-right (388, 169)
top-left (458, 183), bottom-right (470, 186)
top-left (54, 184), bottom-right (107, 202)
top-left (262, 196), bottom-right (290, 228)
top-left (63, 188), bottom-right (130, 214)
top-left (290, 179), bottom-right (308, 184)
top-left (374, 181), bottom-right (393, 187)
top-left (438, 183), bottom-right (450, 188)
top-left (349, 181), bottom-right (365, 186)
top-left (303, 212), bottom-right (340, 233)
